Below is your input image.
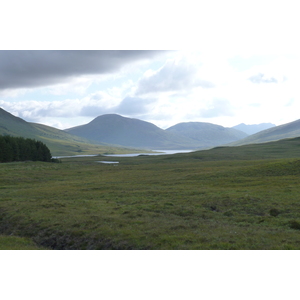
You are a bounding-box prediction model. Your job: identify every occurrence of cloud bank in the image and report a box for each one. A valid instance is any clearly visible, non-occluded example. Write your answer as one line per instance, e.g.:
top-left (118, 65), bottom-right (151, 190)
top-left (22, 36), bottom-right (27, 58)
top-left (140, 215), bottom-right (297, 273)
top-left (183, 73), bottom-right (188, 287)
top-left (0, 50), bottom-right (166, 90)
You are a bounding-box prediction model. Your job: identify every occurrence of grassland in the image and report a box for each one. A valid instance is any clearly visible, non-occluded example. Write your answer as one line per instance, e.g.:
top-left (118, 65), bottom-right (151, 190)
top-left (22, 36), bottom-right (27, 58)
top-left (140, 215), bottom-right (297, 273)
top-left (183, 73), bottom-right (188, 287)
top-left (0, 235), bottom-right (46, 250)
top-left (1, 137), bottom-right (300, 249)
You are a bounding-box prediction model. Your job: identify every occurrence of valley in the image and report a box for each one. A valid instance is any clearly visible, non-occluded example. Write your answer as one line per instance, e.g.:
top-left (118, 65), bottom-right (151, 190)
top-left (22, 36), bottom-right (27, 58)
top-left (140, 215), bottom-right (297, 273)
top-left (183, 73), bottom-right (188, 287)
top-left (2, 107), bottom-right (300, 249)
top-left (1, 137), bottom-right (300, 249)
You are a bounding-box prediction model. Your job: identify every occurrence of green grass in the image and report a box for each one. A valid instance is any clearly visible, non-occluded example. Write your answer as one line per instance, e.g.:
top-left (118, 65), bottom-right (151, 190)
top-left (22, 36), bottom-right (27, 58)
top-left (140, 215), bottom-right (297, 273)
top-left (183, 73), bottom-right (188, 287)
top-left (0, 235), bottom-right (47, 250)
top-left (2, 138), bottom-right (300, 249)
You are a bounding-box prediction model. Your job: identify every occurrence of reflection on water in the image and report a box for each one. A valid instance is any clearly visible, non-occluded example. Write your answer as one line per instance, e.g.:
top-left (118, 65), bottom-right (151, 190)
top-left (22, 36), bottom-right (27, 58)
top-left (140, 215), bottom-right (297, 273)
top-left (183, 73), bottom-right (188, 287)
top-left (53, 150), bottom-right (195, 159)
top-left (103, 150), bottom-right (194, 157)
top-left (53, 154), bottom-right (98, 159)
top-left (97, 161), bottom-right (119, 164)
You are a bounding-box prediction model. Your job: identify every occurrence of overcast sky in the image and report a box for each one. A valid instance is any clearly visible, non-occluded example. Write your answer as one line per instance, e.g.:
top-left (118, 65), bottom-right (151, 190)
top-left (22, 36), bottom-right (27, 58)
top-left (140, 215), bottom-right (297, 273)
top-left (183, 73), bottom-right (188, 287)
top-left (1, 1), bottom-right (300, 130)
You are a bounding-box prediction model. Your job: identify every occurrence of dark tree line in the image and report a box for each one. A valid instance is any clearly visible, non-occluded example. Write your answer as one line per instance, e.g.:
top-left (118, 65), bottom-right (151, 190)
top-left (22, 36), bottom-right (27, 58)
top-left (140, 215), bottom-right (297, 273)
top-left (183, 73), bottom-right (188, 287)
top-left (0, 135), bottom-right (53, 163)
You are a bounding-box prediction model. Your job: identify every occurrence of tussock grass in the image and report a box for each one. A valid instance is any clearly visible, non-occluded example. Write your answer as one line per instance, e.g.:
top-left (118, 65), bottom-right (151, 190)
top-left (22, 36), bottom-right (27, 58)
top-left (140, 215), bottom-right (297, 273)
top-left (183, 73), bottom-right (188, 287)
top-left (2, 139), bottom-right (300, 249)
top-left (0, 235), bottom-right (47, 250)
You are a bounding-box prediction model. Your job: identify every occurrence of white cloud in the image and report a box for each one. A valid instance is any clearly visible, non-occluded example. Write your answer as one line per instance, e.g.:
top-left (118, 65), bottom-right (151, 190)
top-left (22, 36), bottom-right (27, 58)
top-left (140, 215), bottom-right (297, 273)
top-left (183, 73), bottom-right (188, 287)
top-left (135, 55), bottom-right (214, 96)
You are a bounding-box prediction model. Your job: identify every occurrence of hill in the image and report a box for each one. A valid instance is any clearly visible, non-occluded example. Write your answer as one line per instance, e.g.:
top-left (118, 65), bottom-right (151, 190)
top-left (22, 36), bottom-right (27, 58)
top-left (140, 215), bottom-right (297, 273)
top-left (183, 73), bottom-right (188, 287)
top-left (184, 136), bottom-right (300, 161)
top-left (166, 122), bottom-right (248, 148)
top-left (0, 107), bottom-right (40, 138)
top-left (0, 108), bottom-right (143, 156)
top-left (232, 123), bottom-right (275, 135)
top-left (66, 114), bottom-right (203, 150)
top-left (229, 118), bottom-right (300, 146)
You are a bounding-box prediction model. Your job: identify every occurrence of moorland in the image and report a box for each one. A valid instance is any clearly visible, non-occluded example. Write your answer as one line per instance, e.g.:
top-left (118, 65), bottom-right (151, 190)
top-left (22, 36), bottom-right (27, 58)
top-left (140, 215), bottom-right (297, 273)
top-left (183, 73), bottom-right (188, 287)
top-left (1, 137), bottom-right (300, 250)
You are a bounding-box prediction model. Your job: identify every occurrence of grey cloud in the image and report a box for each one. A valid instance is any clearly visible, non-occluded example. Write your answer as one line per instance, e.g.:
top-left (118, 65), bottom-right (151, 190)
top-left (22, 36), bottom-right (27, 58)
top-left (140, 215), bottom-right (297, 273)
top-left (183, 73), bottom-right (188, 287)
top-left (200, 99), bottom-right (234, 118)
top-left (0, 50), bottom-right (166, 90)
top-left (248, 73), bottom-right (278, 84)
top-left (136, 60), bottom-right (214, 95)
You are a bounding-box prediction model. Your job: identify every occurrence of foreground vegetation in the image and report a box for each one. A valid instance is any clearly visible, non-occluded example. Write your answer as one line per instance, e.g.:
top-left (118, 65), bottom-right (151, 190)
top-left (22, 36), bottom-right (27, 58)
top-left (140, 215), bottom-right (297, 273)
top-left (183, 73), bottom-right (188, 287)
top-left (1, 138), bottom-right (300, 249)
top-left (0, 235), bottom-right (46, 250)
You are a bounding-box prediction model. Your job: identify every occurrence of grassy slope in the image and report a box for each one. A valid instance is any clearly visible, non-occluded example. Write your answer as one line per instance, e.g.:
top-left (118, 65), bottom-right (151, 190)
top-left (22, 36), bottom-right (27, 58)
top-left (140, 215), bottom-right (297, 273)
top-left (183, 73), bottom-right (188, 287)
top-left (185, 136), bottom-right (300, 160)
top-left (2, 137), bottom-right (300, 249)
top-left (31, 123), bottom-right (148, 156)
top-left (0, 108), bottom-right (40, 138)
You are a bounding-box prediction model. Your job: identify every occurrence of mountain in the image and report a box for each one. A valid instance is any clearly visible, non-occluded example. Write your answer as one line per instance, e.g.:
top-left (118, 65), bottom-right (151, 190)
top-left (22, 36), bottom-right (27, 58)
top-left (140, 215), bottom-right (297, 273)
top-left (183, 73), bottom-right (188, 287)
top-left (166, 122), bottom-right (248, 148)
top-left (232, 123), bottom-right (276, 135)
top-left (0, 108), bottom-right (139, 156)
top-left (229, 119), bottom-right (300, 146)
top-left (0, 107), bottom-right (40, 138)
top-left (66, 114), bottom-right (202, 150)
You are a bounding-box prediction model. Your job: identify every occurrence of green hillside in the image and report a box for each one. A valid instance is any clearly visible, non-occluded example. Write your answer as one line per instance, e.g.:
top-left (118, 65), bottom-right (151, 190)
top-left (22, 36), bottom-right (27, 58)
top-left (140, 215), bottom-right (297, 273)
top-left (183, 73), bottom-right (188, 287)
top-left (166, 122), bottom-right (247, 148)
top-left (229, 119), bottom-right (300, 146)
top-left (184, 136), bottom-right (300, 161)
top-left (0, 107), bottom-right (40, 138)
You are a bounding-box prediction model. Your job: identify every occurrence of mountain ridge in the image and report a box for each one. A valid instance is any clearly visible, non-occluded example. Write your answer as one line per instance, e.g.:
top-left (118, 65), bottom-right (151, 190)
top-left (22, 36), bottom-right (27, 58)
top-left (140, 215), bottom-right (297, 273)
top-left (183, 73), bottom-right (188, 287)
top-left (66, 114), bottom-right (201, 149)
top-left (66, 114), bottom-right (248, 150)
top-left (229, 118), bottom-right (300, 146)
top-left (3, 106), bottom-right (300, 153)
top-left (166, 121), bottom-right (248, 148)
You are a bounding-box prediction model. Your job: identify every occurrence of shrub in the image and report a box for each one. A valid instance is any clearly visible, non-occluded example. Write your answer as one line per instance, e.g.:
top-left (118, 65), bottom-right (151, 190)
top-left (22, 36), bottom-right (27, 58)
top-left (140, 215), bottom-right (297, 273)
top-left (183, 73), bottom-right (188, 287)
top-left (289, 220), bottom-right (300, 230)
top-left (269, 208), bottom-right (280, 217)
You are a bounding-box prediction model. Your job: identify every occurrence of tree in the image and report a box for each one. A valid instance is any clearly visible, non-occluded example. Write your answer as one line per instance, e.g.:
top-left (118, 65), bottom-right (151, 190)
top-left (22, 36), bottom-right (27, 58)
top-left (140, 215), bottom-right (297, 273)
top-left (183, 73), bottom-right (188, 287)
top-left (0, 135), bottom-right (53, 163)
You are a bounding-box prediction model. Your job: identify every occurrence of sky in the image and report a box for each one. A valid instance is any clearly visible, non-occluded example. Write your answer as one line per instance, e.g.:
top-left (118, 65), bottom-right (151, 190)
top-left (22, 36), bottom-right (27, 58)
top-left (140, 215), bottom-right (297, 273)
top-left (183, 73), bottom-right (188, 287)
top-left (1, 1), bottom-right (300, 131)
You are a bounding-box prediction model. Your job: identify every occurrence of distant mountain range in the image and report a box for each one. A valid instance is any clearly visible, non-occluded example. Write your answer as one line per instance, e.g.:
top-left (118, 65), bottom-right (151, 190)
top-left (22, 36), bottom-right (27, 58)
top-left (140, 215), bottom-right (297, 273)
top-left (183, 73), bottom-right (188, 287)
top-left (66, 114), bottom-right (248, 150)
top-left (66, 114), bottom-right (200, 149)
top-left (166, 122), bottom-right (247, 149)
top-left (229, 119), bottom-right (300, 146)
top-left (232, 123), bottom-right (276, 135)
top-left (2, 106), bottom-right (300, 154)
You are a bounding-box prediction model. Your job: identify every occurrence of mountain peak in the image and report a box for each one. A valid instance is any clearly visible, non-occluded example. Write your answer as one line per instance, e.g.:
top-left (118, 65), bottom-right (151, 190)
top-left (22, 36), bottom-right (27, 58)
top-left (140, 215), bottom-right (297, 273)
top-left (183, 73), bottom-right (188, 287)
top-left (232, 123), bottom-right (276, 135)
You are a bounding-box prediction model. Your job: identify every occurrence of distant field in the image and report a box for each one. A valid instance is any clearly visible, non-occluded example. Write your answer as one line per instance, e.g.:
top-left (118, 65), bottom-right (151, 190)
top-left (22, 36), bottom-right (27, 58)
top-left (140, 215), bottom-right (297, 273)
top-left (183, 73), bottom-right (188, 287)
top-left (1, 138), bottom-right (300, 249)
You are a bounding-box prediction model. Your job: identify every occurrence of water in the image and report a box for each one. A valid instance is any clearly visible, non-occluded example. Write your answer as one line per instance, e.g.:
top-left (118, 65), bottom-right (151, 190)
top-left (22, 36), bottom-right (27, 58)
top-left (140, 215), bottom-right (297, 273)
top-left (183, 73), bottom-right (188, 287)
top-left (97, 161), bottom-right (119, 164)
top-left (53, 154), bottom-right (98, 159)
top-left (53, 150), bottom-right (195, 159)
top-left (103, 149), bottom-right (194, 157)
